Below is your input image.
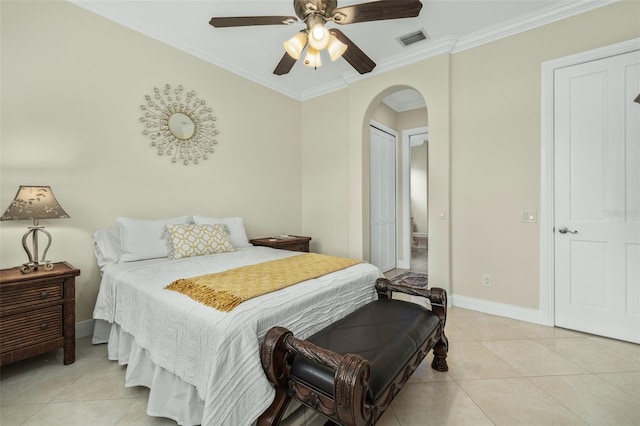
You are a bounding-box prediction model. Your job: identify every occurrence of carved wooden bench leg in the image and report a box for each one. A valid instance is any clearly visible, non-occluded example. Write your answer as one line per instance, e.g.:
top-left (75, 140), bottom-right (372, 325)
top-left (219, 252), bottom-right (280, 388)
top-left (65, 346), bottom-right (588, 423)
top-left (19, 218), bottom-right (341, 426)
top-left (431, 336), bottom-right (449, 372)
top-left (258, 327), bottom-right (293, 426)
top-left (426, 287), bottom-right (449, 372)
top-left (375, 278), bottom-right (449, 373)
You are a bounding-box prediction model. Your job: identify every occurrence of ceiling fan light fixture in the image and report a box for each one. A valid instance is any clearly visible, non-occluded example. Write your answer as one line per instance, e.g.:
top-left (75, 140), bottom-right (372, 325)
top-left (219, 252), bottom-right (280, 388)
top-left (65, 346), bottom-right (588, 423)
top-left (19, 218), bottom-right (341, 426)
top-left (283, 31), bottom-right (308, 60)
top-left (327, 32), bottom-right (347, 61)
top-left (307, 16), bottom-right (330, 50)
top-left (303, 46), bottom-right (322, 68)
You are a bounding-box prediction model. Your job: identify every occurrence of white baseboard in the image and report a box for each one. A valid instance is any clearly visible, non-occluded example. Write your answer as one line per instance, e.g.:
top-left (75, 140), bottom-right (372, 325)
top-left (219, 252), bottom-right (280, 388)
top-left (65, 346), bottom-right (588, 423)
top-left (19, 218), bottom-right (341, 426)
top-left (75, 319), bottom-right (95, 338)
top-left (451, 294), bottom-right (545, 325)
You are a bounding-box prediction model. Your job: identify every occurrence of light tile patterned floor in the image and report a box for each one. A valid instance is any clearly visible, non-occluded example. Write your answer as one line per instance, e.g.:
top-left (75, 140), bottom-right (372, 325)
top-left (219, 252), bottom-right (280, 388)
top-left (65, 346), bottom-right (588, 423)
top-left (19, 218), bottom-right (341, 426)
top-left (1, 270), bottom-right (639, 425)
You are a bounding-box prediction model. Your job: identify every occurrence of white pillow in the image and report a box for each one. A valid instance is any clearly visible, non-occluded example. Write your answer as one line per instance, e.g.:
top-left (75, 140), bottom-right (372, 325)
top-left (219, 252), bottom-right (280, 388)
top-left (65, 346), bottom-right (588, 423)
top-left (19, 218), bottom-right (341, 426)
top-left (165, 224), bottom-right (235, 259)
top-left (193, 215), bottom-right (251, 248)
top-left (93, 227), bottom-right (122, 268)
top-left (117, 216), bottom-right (193, 262)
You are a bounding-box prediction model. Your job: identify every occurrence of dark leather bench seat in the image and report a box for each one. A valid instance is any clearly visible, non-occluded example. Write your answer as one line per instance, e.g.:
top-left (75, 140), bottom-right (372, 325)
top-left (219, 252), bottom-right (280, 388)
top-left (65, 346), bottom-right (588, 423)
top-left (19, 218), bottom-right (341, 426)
top-left (292, 299), bottom-right (441, 402)
top-left (258, 278), bottom-right (449, 426)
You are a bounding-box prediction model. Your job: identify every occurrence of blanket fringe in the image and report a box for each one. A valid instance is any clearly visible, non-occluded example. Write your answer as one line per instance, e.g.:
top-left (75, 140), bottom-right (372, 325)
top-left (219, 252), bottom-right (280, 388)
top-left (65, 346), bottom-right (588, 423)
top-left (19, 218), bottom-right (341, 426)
top-left (167, 279), bottom-right (243, 311)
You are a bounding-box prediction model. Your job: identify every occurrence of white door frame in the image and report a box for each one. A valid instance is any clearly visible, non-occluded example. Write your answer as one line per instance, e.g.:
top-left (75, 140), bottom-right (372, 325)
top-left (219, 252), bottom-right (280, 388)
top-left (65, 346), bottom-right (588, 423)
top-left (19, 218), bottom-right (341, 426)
top-left (399, 126), bottom-right (429, 270)
top-left (539, 37), bottom-right (640, 326)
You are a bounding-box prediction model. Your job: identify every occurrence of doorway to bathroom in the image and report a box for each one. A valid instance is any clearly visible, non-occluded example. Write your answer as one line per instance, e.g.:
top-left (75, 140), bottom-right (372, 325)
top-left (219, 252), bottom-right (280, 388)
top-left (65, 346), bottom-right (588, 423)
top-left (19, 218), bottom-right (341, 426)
top-left (408, 129), bottom-right (428, 272)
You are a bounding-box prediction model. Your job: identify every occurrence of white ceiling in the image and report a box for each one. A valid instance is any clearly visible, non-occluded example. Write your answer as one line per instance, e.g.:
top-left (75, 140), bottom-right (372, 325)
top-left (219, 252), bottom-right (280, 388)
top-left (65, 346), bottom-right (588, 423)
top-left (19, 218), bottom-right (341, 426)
top-left (70, 0), bottom-right (614, 103)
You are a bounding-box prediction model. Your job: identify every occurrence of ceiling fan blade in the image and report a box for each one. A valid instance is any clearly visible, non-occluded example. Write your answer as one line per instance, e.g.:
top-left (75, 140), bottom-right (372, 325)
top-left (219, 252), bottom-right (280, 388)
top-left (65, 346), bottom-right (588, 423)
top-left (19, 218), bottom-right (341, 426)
top-left (330, 0), bottom-right (422, 25)
top-left (209, 16), bottom-right (297, 28)
top-left (273, 52), bottom-right (297, 75)
top-left (331, 29), bottom-right (375, 74)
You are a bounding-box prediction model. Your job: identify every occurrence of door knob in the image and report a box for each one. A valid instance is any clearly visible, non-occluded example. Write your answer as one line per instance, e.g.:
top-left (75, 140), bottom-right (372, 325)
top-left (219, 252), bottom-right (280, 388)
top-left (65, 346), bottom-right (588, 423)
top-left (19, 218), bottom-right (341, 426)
top-left (558, 226), bottom-right (578, 234)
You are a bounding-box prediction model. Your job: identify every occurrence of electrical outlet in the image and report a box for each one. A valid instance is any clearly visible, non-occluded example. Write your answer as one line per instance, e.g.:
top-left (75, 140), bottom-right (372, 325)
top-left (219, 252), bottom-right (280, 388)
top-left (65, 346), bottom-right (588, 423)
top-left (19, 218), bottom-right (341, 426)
top-left (482, 274), bottom-right (492, 287)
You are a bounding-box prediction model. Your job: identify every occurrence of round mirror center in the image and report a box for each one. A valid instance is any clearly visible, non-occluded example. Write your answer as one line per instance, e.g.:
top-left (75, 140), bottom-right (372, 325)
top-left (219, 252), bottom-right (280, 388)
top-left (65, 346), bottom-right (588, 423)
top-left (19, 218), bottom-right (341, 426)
top-left (168, 113), bottom-right (195, 140)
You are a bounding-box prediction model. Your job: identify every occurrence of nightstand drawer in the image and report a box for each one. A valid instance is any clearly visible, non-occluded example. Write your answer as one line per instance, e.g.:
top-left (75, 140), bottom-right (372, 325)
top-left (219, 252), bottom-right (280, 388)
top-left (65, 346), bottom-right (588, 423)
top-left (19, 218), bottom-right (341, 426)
top-left (250, 236), bottom-right (312, 252)
top-left (0, 281), bottom-right (63, 311)
top-left (0, 305), bottom-right (63, 352)
top-left (277, 241), bottom-right (309, 252)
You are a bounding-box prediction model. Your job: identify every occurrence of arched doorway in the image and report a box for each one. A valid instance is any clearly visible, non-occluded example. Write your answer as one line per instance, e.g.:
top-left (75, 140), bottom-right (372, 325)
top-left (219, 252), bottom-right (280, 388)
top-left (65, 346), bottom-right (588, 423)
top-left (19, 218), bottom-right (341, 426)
top-left (366, 87), bottom-right (428, 273)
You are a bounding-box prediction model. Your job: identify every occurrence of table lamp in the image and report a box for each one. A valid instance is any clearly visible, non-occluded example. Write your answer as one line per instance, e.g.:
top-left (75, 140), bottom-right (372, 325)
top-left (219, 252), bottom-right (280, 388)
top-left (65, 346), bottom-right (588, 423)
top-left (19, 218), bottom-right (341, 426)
top-left (1, 186), bottom-right (70, 273)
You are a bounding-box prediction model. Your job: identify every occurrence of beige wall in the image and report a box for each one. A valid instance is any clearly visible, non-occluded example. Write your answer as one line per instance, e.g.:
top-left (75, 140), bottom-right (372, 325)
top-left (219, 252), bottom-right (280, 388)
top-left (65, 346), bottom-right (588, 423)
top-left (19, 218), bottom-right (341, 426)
top-left (397, 108), bottom-right (428, 131)
top-left (301, 1), bottom-right (638, 308)
top-left (302, 55), bottom-right (452, 291)
top-left (0, 1), bottom-right (302, 322)
top-left (2, 1), bottom-right (638, 326)
top-left (370, 102), bottom-right (397, 130)
top-left (300, 90), bottom-right (350, 256)
top-left (450, 0), bottom-right (640, 309)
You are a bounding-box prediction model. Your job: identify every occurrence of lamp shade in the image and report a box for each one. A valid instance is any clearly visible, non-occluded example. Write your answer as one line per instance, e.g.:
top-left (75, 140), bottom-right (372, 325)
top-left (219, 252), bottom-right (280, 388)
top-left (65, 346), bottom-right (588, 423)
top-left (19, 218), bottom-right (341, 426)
top-left (303, 47), bottom-right (322, 68)
top-left (327, 33), bottom-right (348, 61)
top-left (1, 186), bottom-right (70, 222)
top-left (283, 31), bottom-right (308, 60)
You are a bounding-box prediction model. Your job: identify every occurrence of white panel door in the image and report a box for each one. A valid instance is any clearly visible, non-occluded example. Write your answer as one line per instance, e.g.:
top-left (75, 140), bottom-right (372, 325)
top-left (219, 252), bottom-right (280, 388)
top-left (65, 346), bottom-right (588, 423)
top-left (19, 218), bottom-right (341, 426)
top-left (554, 50), bottom-right (640, 343)
top-left (370, 126), bottom-right (396, 272)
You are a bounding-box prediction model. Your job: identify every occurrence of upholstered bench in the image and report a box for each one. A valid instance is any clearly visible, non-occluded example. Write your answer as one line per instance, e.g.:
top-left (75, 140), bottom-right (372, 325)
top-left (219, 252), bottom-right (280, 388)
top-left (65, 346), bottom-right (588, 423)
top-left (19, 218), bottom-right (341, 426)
top-left (258, 277), bottom-right (449, 426)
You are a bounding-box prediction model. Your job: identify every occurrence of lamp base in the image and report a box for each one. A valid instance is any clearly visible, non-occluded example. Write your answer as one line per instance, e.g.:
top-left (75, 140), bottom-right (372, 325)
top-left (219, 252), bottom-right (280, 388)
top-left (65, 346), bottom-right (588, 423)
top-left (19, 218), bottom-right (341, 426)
top-left (20, 261), bottom-right (54, 274)
top-left (20, 226), bottom-right (53, 274)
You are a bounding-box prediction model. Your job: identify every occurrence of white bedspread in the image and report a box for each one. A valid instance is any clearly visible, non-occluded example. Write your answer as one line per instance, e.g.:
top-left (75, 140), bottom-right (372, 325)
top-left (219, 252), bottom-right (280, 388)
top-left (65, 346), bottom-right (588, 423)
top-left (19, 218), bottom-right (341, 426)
top-left (93, 246), bottom-right (381, 425)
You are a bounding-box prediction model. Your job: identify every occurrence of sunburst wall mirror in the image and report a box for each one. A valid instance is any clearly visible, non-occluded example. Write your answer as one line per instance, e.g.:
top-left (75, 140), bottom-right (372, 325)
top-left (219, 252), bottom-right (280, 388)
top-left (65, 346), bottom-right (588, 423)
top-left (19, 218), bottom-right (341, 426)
top-left (139, 84), bottom-right (219, 165)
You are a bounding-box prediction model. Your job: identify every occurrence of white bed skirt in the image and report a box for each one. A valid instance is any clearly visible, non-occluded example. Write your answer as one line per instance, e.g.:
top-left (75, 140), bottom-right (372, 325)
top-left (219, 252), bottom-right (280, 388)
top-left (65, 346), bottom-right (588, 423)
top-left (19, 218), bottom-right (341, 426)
top-left (92, 319), bottom-right (308, 426)
top-left (94, 319), bottom-right (205, 425)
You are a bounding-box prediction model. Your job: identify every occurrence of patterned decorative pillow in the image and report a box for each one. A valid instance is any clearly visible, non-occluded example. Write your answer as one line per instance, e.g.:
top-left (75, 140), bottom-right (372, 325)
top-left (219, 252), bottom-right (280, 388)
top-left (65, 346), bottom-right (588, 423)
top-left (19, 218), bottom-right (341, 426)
top-left (165, 224), bottom-right (236, 259)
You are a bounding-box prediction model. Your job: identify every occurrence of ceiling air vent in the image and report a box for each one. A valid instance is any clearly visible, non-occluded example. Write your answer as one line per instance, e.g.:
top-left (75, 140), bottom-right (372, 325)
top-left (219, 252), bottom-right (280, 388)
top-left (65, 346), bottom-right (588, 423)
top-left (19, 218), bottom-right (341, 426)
top-left (397, 29), bottom-right (429, 47)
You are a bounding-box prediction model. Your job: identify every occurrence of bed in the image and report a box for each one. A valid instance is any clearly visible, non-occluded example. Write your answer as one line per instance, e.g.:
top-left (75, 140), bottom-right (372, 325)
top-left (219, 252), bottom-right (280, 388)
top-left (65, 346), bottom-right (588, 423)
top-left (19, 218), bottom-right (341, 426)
top-left (91, 216), bottom-right (382, 425)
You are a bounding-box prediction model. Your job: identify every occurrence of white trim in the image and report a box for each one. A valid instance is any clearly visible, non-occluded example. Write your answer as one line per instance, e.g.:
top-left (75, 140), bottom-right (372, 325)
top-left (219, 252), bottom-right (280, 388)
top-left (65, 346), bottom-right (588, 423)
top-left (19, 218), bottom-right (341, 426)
top-left (383, 96), bottom-right (426, 113)
top-left (452, 0), bottom-right (619, 53)
top-left (539, 37), bottom-right (640, 327)
top-left (400, 127), bottom-right (429, 270)
top-left (452, 294), bottom-right (545, 325)
top-left (69, 0), bottom-right (620, 102)
top-left (75, 319), bottom-right (95, 339)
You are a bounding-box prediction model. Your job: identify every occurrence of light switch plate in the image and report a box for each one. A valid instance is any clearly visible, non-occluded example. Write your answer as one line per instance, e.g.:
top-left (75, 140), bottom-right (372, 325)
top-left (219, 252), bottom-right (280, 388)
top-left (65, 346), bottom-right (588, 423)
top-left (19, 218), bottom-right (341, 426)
top-left (520, 209), bottom-right (537, 223)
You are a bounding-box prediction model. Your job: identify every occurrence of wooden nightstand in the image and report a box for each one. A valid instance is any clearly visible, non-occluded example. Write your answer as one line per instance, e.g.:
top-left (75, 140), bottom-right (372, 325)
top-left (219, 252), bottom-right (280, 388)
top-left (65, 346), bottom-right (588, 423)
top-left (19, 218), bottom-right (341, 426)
top-left (0, 262), bottom-right (80, 366)
top-left (250, 236), bottom-right (312, 253)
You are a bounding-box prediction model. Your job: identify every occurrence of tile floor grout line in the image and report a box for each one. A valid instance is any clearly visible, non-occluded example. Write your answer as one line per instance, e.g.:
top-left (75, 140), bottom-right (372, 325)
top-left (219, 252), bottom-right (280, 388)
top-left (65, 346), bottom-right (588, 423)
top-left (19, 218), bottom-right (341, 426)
top-left (523, 374), bottom-right (592, 426)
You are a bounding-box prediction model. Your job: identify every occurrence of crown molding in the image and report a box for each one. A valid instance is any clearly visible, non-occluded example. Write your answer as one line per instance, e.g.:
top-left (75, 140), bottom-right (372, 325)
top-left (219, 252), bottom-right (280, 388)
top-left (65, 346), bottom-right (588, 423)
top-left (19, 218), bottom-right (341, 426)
top-left (383, 96), bottom-right (427, 113)
top-left (344, 36), bottom-right (459, 86)
top-left (69, 0), bottom-right (622, 102)
top-left (68, 0), bottom-right (303, 101)
top-left (299, 79), bottom-right (349, 101)
top-left (452, 0), bottom-right (620, 53)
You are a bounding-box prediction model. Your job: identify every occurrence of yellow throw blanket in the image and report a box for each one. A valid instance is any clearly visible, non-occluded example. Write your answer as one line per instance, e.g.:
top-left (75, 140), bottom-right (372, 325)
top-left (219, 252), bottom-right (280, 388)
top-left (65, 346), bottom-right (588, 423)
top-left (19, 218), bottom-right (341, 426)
top-left (165, 253), bottom-right (362, 312)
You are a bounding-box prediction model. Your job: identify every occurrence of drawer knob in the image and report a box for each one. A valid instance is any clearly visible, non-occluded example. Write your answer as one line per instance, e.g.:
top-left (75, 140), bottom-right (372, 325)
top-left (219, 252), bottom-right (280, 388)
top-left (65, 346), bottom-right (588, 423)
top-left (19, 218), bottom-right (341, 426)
top-left (39, 291), bottom-right (49, 299)
top-left (40, 323), bottom-right (48, 330)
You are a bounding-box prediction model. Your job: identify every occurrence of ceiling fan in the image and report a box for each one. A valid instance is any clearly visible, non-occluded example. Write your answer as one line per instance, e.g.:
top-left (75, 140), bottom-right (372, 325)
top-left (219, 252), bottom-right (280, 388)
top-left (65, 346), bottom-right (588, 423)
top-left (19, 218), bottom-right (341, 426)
top-left (209, 0), bottom-right (423, 75)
